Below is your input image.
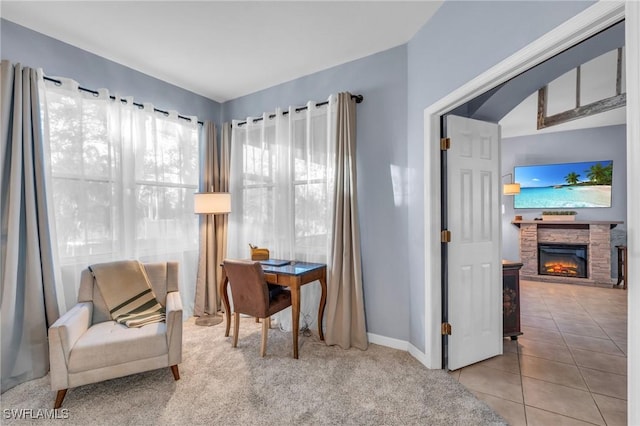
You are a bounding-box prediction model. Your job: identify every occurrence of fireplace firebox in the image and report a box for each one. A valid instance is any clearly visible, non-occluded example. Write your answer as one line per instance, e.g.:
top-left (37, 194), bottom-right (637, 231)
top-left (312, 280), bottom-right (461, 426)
top-left (538, 243), bottom-right (588, 278)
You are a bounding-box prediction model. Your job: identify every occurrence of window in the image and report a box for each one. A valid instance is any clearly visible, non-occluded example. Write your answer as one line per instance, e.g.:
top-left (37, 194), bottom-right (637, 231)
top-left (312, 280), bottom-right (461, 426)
top-left (40, 79), bottom-right (200, 315)
top-left (227, 99), bottom-right (337, 330)
top-left (228, 102), bottom-right (336, 262)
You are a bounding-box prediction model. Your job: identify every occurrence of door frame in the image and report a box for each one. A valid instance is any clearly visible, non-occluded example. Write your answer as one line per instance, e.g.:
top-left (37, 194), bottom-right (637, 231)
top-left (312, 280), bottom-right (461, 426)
top-left (422, 0), bottom-right (635, 365)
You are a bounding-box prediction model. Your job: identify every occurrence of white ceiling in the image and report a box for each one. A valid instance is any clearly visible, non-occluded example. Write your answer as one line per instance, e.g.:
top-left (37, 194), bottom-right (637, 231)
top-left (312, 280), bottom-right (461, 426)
top-left (1, 1), bottom-right (442, 103)
top-left (2, 1), bottom-right (626, 134)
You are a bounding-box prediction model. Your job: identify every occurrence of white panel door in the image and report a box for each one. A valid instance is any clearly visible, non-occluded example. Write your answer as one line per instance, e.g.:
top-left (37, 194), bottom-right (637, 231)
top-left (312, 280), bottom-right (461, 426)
top-left (446, 115), bottom-right (502, 371)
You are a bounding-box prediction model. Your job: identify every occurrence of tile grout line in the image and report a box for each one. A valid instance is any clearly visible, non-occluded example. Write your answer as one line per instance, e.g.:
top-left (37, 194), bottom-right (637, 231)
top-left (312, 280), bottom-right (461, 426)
top-left (516, 338), bottom-right (529, 426)
top-left (573, 287), bottom-right (624, 347)
top-left (544, 287), bottom-right (609, 425)
top-left (523, 283), bottom-right (627, 421)
top-left (460, 281), bottom-right (626, 425)
top-left (520, 289), bottom-right (592, 412)
top-left (520, 287), bottom-right (602, 424)
top-left (524, 405), bottom-right (603, 426)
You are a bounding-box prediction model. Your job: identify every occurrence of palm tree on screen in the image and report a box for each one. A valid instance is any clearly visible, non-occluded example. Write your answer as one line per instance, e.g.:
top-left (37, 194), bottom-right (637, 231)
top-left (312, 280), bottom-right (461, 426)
top-left (586, 163), bottom-right (613, 185)
top-left (565, 172), bottom-right (580, 185)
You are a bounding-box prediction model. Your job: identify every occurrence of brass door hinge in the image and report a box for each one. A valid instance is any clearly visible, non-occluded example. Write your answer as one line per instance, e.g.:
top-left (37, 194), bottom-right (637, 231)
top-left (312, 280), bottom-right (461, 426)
top-left (441, 230), bottom-right (451, 243)
top-left (441, 322), bottom-right (452, 335)
top-left (440, 137), bottom-right (451, 151)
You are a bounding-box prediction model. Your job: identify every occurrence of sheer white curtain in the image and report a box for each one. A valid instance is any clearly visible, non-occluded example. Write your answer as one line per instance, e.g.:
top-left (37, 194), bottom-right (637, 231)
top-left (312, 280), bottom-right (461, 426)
top-left (39, 77), bottom-right (200, 317)
top-left (228, 96), bottom-right (337, 331)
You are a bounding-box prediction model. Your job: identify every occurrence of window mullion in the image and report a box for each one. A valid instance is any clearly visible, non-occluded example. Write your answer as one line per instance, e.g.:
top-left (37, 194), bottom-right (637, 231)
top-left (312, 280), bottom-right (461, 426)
top-left (121, 104), bottom-right (136, 257)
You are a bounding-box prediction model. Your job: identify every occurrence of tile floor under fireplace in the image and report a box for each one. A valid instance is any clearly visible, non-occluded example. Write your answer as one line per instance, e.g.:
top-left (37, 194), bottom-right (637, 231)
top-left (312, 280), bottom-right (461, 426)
top-left (449, 280), bottom-right (627, 425)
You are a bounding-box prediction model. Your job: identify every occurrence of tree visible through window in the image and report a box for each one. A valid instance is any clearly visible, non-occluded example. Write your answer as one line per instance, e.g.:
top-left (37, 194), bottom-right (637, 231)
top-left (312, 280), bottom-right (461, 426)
top-left (227, 99), bottom-right (337, 331)
top-left (39, 79), bottom-right (200, 315)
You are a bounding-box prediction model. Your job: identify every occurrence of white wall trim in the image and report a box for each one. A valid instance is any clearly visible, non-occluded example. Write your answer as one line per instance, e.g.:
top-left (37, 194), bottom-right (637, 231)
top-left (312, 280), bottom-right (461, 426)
top-left (367, 333), bottom-right (409, 351)
top-left (407, 342), bottom-right (430, 367)
top-left (422, 1), bottom-right (627, 370)
top-left (625, 2), bottom-right (639, 425)
top-left (367, 333), bottom-right (431, 368)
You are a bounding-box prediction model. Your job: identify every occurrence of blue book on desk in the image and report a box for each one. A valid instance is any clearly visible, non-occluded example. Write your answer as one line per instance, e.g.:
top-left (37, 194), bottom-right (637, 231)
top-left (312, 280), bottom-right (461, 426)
top-left (259, 259), bottom-right (290, 267)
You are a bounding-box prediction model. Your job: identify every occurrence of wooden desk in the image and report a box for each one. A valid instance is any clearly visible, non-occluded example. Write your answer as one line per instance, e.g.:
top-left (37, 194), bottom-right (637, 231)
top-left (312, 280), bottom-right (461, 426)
top-left (220, 261), bottom-right (327, 359)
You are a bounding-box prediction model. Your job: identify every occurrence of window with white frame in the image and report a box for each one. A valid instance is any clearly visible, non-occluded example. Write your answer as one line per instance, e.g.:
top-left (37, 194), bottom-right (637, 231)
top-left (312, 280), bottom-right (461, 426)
top-left (227, 98), bottom-right (337, 331)
top-left (39, 78), bottom-right (200, 315)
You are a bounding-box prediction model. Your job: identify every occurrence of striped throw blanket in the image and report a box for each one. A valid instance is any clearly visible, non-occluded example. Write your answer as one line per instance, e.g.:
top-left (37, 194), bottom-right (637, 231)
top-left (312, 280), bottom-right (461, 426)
top-left (89, 260), bottom-right (165, 328)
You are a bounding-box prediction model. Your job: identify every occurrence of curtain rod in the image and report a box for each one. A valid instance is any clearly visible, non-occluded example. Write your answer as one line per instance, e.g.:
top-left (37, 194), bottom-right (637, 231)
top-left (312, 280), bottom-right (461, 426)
top-left (234, 94), bottom-right (363, 127)
top-left (43, 76), bottom-right (204, 126)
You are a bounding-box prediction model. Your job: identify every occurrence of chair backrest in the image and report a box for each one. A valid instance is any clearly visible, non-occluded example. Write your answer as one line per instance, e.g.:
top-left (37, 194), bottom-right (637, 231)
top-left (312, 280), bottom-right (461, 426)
top-left (223, 259), bottom-right (270, 318)
top-left (78, 261), bottom-right (179, 324)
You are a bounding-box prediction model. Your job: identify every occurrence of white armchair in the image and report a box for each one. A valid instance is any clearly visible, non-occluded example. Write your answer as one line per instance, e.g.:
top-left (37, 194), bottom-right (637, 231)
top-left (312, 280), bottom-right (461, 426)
top-left (48, 261), bottom-right (183, 408)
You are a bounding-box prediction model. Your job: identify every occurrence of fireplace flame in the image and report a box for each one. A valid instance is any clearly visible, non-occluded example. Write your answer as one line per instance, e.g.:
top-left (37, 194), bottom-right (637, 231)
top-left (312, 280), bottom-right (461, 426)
top-left (544, 261), bottom-right (579, 276)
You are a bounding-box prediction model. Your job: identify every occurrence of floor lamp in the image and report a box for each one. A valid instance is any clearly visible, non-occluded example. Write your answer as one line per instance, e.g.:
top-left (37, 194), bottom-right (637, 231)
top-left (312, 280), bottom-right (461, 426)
top-left (194, 192), bottom-right (231, 326)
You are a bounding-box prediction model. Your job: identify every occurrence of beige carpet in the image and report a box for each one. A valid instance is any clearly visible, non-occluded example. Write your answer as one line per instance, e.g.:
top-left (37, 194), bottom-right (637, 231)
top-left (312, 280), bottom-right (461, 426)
top-left (1, 317), bottom-right (505, 425)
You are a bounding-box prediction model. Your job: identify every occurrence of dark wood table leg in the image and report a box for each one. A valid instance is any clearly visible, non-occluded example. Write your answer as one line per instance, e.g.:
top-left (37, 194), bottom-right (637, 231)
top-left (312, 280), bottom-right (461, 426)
top-left (291, 278), bottom-right (301, 359)
top-left (318, 269), bottom-right (327, 341)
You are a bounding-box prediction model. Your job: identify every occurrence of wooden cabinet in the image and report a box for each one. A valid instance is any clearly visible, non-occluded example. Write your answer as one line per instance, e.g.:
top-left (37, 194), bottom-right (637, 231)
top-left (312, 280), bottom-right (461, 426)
top-left (502, 260), bottom-right (523, 340)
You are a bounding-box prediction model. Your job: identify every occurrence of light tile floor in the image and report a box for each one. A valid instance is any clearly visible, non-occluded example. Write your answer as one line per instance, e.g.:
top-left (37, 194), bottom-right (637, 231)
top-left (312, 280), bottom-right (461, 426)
top-left (450, 280), bottom-right (627, 426)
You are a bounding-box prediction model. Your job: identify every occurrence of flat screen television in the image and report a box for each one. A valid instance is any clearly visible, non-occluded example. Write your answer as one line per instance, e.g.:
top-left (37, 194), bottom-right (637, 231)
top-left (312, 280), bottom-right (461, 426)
top-left (513, 160), bottom-right (613, 209)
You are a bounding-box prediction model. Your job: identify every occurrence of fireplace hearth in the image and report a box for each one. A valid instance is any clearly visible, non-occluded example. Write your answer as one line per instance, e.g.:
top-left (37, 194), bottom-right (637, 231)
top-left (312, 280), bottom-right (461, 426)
top-left (538, 243), bottom-right (588, 278)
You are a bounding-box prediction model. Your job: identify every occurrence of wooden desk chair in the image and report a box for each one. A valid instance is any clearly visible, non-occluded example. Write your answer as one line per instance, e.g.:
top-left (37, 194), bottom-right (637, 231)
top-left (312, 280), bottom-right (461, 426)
top-left (222, 259), bottom-right (292, 356)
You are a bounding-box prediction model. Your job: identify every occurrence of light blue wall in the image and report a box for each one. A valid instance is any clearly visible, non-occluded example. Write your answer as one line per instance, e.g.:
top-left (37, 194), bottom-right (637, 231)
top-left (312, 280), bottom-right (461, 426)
top-left (222, 46), bottom-right (411, 341)
top-left (501, 125), bottom-right (627, 273)
top-left (223, 1), bottom-right (596, 350)
top-left (1, 1), bottom-right (600, 352)
top-left (406, 1), bottom-right (595, 351)
top-left (0, 19), bottom-right (220, 123)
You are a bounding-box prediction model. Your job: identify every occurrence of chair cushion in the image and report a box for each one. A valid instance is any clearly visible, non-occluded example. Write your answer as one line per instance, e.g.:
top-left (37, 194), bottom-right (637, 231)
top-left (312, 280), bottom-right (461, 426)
top-left (68, 321), bottom-right (168, 373)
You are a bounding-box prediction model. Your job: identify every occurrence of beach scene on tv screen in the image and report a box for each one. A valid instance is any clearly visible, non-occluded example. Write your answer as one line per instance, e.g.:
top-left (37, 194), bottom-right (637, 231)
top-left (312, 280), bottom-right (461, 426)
top-left (514, 160), bottom-right (613, 209)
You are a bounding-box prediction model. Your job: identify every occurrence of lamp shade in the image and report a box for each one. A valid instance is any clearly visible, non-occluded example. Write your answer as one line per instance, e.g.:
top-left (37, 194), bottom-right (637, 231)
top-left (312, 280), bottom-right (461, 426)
top-left (194, 192), bottom-right (231, 214)
top-left (503, 183), bottom-right (521, 195)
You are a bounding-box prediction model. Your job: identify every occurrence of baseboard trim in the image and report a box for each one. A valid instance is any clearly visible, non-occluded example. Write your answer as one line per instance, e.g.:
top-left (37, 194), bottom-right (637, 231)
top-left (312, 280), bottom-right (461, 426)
top-left (367, 333), bottom-right (431, 369)
top-left (367, 333), bottom-right (408, 351)
top-left (407, 343), bottom-right (430, 367)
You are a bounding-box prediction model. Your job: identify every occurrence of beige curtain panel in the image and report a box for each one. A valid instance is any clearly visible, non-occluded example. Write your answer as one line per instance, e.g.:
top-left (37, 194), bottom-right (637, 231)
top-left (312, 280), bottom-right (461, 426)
top-left (195, 121), bottom-right (218, 317)
top-left (1, 60), bottom-right (60, 392)
top-left (216, 123), bottom-right (231, 299)
top-left (325, 92), bottom-right (368, 350)
top-left (194, 121), bottom-right (230, 318)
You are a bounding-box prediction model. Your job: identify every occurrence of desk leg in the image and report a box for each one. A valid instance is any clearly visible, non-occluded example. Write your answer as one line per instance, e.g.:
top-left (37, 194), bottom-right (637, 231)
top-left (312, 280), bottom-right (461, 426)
top-left (219, 275), bottom-right (231, 337)
top-left (318, 273), bottom-right (327, 341)
top-left (291, 279), bottom-right (301, 359)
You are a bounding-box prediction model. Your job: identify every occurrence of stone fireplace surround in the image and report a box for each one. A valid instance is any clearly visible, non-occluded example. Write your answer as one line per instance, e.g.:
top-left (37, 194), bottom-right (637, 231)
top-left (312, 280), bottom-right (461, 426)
top-left (514, 220), bottom-right (623, 287)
